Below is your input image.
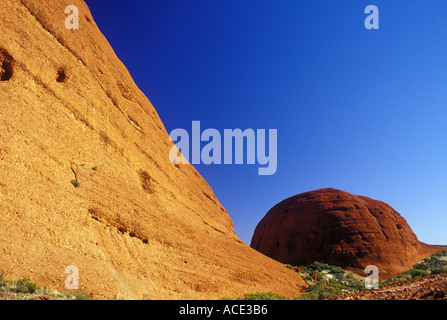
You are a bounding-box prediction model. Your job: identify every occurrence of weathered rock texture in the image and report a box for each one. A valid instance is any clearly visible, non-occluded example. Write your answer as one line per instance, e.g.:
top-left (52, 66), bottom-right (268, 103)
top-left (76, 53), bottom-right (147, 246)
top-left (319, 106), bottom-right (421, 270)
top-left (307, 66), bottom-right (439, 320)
top-left (0, 0), bottom-right (308, 299)
top-left (250, 188), bottom-right (440, 277)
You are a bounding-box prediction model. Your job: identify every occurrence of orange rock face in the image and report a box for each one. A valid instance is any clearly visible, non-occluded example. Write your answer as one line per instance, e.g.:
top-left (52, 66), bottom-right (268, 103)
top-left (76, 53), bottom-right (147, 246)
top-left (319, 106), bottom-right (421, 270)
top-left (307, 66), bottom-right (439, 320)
top-left (0, 0), bottom-right (307, 299)
top-left (250, 188), bottom-right (440, 277)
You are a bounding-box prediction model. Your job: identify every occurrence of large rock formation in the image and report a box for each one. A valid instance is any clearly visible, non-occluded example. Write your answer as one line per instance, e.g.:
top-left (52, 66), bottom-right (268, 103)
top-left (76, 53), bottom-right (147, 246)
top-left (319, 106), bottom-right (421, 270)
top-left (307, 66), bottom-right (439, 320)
top-left (0, 0), bottom-right (308, 299)
top-left (250, 188), bottom-right (440, 276)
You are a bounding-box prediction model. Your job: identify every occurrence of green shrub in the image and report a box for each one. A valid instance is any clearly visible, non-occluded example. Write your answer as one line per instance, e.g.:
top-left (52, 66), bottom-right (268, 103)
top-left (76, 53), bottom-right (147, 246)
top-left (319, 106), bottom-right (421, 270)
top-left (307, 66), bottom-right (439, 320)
top-left (421, 256), bottom-right (447, 270)
top-left (433, 247), bottom-right (447, 257)
top-left (413, 262), bottom-right (429, 270)
top-left (380, 273), bottom-right (408, 286)
top-left (287, 261), bottom-right (366, 299)
top-left (301, 261), bottom-right (344, 274)
top-left (15, 278), bottom-right (38, 294)
top-left (405, 269), bottom-right (429, 279)
top-left (0, 273), bottom-right (6, 288)
top-left (72, 291), bottom-right (93, 300)
top-left (299, 281), bottom-right (347, 300)
top-left (238, 292), bottom-right (291, 300)
top-left (431, 268), bottom-right (447, 275)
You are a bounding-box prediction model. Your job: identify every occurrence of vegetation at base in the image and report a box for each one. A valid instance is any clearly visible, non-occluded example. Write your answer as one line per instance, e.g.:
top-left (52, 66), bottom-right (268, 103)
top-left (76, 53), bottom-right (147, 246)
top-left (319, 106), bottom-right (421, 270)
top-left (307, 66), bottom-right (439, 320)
top-left (15, 278), bottom-right (38, 294)
top-left (226, 261), bottom-right (365, 300)
top-left (292, 261), bottom-right (365, 300)
top-left (0, 272), bottom-right (93, 300)
top-left (235, 292), bottom-right (293, 300)
top-left (299, 281), bottom-right (354, 300)
top-left (431, 268), bottom-right (447, 274)
top-left (380, 247), bottom-right (447, 285)
top-left (71, 291), bottom-right (94, 300)
top-left (229, 248), bottom-right (447, 301)
top-left (3, 249), bottom-right (446, 301)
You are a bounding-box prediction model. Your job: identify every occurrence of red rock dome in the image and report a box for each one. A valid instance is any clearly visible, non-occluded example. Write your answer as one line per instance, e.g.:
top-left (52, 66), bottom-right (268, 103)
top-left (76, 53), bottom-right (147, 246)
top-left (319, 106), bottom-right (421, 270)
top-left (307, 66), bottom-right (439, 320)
top-left (250, 188), bottom-right (440, 276)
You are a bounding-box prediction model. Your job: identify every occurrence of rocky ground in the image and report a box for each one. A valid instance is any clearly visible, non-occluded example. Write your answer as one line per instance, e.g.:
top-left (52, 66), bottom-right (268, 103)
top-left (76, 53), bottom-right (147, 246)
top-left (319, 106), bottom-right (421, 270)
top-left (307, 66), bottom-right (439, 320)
top-left (331, 273), bottom-right (447, 300)
top-left (0, 290), bottom-right (91, 300)
top-left (0, 292), bottom-right (51, 300)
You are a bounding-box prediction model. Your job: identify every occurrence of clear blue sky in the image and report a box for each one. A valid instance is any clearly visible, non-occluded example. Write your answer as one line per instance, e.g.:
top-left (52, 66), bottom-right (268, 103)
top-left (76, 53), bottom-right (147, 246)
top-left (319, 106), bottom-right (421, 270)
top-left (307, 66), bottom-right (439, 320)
top-left (85, 0), bottom-right (447, 246)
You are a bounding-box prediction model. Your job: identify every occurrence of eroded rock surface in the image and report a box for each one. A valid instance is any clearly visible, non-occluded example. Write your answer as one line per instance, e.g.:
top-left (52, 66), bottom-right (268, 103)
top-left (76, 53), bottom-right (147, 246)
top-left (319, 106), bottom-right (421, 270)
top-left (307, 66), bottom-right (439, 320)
top-left (0, 0), bottom-right (307, 299)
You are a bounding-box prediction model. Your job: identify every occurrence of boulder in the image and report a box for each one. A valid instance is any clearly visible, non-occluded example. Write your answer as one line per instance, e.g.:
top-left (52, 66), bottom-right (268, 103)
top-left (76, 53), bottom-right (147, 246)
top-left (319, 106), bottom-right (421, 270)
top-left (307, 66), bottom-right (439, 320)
top-left (251, 188), bottom-right (440, 276)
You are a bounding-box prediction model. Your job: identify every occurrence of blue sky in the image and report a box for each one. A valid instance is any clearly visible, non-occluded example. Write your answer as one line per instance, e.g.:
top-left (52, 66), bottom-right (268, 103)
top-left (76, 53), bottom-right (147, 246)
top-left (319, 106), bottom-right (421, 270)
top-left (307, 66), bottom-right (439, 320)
top-left (85, 0), bottom-right (447, 246)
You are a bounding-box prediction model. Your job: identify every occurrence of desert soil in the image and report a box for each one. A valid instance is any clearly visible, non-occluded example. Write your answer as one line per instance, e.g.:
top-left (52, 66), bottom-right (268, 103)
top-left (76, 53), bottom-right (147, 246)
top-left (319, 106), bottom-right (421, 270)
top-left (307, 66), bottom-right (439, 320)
top-left (332, 273), bottom-right (447, 300)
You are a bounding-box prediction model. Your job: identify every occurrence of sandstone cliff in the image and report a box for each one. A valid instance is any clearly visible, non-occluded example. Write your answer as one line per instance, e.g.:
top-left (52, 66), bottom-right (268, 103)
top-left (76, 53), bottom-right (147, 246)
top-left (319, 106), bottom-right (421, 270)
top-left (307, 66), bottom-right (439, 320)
top-left (251, 188), bottom-right (440, 277)
top-left (0, 0), bottom-right (307, 299)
